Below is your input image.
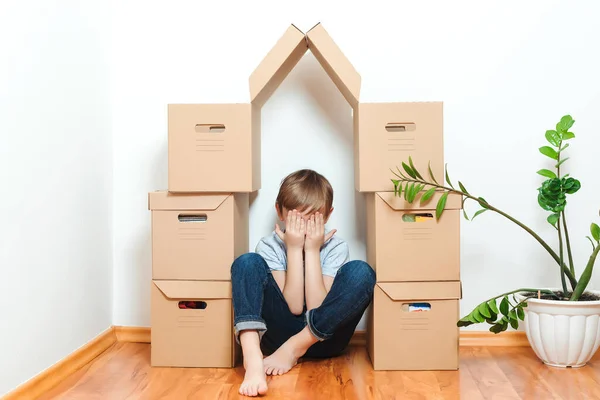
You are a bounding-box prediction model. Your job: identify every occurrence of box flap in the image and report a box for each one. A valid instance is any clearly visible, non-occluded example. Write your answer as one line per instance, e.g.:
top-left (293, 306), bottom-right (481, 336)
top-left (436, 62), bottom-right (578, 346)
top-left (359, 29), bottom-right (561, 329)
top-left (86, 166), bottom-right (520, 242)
top-left (378, 281), bottom-right (461, 301)
top-left (148, 191), bottom-right (230, 211)
top-left (153, 280), bottom-right (232, 299)
top-left (306, 23), bottom-right (360, 109)
top-left (249, 24), bottom-right (308, 107)
top-left (377, 191), bottom-right (462, 211)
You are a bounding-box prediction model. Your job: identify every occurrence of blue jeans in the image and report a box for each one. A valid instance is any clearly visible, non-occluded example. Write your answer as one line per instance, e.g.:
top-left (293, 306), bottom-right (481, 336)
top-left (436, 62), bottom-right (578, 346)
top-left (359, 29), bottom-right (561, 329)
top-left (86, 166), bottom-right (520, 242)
top-left (231, 253), bottom-right (376, 358)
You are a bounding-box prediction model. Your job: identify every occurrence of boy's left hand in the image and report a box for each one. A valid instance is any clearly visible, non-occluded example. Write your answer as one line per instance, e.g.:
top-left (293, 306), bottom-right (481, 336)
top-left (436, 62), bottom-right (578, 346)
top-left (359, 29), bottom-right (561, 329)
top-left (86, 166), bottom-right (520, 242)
top-left (304, 212), bottom-right (336, 252)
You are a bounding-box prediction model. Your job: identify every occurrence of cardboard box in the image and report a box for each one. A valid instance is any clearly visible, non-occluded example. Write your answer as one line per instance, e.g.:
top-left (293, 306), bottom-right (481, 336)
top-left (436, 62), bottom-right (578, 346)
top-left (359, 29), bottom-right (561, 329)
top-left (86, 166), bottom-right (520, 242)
top-left (168, 103), bottom-right (261, 193)
top-left (366, 191), bottom-right (461, 282)
top-left (149, 191), bottom-right (248, 281)
top-left (355, 102), bottom-right (444, 193)
top-left (151, 280), bottom-right (239, 367)
top-left (368, 281), bottom-right (461, 370)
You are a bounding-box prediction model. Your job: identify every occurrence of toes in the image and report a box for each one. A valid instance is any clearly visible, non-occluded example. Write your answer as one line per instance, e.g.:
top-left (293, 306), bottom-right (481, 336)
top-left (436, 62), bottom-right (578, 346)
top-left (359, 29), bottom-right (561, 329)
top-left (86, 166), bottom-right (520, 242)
top-left (258, 383), bottom-right (268, 395)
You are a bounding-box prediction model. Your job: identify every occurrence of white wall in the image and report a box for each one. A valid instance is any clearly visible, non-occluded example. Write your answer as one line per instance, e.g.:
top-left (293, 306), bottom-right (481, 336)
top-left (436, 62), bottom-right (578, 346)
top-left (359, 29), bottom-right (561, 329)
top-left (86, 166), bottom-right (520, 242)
top-left (112, 0), bottom-right (600, 333)
top-left (0, 1), bottom-right (112, 396)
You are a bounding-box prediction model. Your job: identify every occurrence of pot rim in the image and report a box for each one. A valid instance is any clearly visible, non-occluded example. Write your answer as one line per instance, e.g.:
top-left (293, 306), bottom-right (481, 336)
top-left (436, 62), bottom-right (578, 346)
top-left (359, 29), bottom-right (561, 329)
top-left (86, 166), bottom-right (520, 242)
top-left (515, 288), bottom-right (600, 306)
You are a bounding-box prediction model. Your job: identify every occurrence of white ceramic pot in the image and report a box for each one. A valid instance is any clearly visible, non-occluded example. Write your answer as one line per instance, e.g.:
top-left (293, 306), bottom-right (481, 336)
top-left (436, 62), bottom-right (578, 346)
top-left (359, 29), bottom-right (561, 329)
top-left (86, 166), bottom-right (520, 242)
top-left (515, 289), bottom-right (600, 368)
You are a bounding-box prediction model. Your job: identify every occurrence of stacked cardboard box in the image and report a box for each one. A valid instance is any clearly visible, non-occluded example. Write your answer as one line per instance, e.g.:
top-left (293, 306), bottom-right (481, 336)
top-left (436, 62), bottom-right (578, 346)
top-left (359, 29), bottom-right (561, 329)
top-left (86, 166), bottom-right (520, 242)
top-left (148, 22), bottom-right (461, 370)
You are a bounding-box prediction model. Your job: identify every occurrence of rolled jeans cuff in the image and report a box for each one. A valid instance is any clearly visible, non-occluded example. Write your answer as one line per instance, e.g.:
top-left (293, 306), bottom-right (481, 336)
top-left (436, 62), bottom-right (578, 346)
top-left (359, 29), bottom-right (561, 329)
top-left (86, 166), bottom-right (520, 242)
top-left (234, 320), bottom-right (267, 344)
top-left (305, 309), bottom-right (331, 341)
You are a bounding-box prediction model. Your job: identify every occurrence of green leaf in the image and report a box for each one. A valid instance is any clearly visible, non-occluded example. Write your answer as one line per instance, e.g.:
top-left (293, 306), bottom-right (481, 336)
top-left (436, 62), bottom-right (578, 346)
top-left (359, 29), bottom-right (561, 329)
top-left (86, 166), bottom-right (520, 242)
top-left (591, 223), bottom-right (600, 242)
top-left (560, 143), bottom-right (570, 151)
top-left (404, 182), bottom-right (413, 201)
top-left (457, 317), bottom-right (474, 327)
top-left (463, 209), bottom-right (470, 220)
top-left (428, 161), bottom-right (439, 184)
top-left (471, 209), bottom-right (488, 220)
top-left (539, 146), bottom-right (558, 160)
top-left (478, 302), bottom-right (491, 319)
top-left (396, 166), bottom-right (408, 179)
top-left (436, 192), bottom-right (449, 220)
top-left (556, 157), bottom-right (569, 168)
top-left (395, 182), bottom-right (402, 198)
top-left (537, 169), bottom-right (557, 179)
top-left (472, 308), bottom-right (485, 323)
top-left (587, 236), bottom-right (597, 250)
top-left (517, 307), bottom-right (525, 321)
top-left (500, 296), bottom-right (510, 316)
top-left (458, 181), bottom-right (469, 194)
top-left (489, 323), bottom-right (504, 334)
top-left (547, 213), bottom-right (560, 228)
top-left (420, 187), bottom-right (436, 205)
top-left (445, 164), bottom-right (455, 189)
top-left (488, 299), bottom-right (499, 314)
top-left (545, 130), bottom-right (561, 147)
top-left (509, 316), bottom-right (519, 330)
top-left (408, 156), bottom-right (423, 180)
top-left (478, 197), bottom-right (489, 209)
top-left (402, 162), bottom-right (416, 179)
top-left (557, 115), bottom-right (574, 133)
top-left (562, 131), bottom-right (575, 140)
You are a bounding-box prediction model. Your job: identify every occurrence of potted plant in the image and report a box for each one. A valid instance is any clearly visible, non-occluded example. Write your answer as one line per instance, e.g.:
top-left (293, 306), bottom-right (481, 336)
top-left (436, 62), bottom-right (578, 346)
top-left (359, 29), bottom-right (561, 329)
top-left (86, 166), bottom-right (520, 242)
top-left (391, 115), bottom-right (600, 368)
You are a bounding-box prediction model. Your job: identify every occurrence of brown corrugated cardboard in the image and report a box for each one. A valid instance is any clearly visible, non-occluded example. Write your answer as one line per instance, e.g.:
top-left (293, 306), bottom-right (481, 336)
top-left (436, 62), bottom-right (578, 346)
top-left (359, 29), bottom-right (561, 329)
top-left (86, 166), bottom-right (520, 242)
top-left (306, 23), bottom-right (360, 109)
top-left (368, 281), bottom-right (461, 371)
top-left (249, 24), bottom-right (308, 107)
top-left (151, 280), bottom-right (239, 368)
top-left (366, 191), bottom-right (461, 282)
top-left (167, 103), bottom-right (260, 193)
top-left (149, 191), bottom-right (248, 281)
top-left (355, 102), bottom-right (444, 192)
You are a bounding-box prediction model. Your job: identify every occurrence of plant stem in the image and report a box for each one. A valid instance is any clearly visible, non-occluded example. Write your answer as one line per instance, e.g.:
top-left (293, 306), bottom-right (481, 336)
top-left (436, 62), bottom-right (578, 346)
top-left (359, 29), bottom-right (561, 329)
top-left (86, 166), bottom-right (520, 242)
top-left (562, 211), bottom-right (576, 278)
top-left (393, 175), bottom-right (578, 287)
top-left (570, 245), bottom-right (600, 301)
top-left (484, 288), bottom-right (560, 304)
top-left (557, 215), bottom-right (568, 294)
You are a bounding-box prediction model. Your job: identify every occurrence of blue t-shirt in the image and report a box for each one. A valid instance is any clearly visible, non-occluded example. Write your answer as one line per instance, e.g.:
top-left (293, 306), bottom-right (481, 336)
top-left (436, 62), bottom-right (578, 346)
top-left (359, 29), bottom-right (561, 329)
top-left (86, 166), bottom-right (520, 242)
top-left (255, 231), bottom-right (349, 277)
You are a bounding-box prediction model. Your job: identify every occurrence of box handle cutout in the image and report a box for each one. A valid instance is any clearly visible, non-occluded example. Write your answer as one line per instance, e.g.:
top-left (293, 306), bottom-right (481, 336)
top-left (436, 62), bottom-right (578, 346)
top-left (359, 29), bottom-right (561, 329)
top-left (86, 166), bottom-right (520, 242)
top-left (386, 123), bottom-right (416, 132)
top-left (178, 214), bottom-right (208, 223)
top-left (195, 124), bottom-right (226, 133)
top-left (401, 302), bottom-right (431, 312)
top-left (178, 301), bottom-right (208, 309)
top-left (402, 213), bottom-right (434, 223)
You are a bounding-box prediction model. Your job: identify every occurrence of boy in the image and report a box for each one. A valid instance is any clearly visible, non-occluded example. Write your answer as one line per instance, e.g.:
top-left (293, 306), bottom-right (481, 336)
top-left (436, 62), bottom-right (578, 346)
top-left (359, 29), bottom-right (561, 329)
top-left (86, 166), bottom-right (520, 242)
top-left (231, 169), bottom-right (376, 397)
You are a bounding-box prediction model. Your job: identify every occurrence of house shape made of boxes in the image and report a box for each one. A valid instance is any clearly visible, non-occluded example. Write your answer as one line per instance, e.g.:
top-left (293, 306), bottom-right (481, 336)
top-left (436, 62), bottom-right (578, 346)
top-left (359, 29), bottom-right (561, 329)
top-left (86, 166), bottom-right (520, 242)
top-left (148, 23), bottom-right (462, 371)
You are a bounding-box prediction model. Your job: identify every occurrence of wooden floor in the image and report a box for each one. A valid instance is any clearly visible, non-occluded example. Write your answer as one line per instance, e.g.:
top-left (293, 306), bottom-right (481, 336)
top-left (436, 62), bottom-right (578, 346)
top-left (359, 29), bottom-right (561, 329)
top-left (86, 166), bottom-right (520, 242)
top-left (38, 343), bottom-right (600, 400)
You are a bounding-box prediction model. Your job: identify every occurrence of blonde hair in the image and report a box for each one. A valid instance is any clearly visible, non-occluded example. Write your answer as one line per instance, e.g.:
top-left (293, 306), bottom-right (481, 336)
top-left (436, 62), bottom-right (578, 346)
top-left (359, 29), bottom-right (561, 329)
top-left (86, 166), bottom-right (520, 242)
top-left (276, 169), bottom-right (333, 217)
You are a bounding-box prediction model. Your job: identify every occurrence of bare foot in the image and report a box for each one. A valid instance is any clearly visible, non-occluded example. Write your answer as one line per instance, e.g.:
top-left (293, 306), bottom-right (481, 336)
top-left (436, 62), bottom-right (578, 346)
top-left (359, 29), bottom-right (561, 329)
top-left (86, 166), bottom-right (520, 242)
top-left (239, 355), bottom-right (268, 397)
top-left (264, 326), bottom-right (318, 376)
top-left (239, 331), bottom-right (268, 397)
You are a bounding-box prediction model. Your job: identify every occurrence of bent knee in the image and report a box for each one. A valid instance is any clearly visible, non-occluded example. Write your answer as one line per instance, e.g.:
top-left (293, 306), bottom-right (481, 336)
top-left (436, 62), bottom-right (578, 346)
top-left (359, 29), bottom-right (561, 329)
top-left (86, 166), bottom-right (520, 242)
top-left (231, 252), bottom-right (267, 274)
top-left (341, 260), bottom-right (376, 287)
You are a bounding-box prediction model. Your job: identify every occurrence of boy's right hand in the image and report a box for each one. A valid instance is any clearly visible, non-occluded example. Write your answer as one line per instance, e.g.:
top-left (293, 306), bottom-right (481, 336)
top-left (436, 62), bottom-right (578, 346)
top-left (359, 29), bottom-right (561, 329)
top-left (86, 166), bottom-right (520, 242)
top-left (275, 209), bottom-right (305, 250)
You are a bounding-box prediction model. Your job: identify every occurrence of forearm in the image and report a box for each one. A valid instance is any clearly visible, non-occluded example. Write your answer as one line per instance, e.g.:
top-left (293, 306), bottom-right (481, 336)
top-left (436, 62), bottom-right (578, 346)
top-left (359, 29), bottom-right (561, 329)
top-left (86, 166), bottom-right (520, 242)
top-left (304, 248), bottom-right (327, 311)
top-left (282, 247), bottom-right (305, 315)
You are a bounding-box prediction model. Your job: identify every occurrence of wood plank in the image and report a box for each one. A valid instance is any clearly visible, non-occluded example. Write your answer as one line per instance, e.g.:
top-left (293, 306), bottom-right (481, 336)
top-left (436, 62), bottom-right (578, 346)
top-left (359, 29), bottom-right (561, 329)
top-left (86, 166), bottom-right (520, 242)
top-left (112, 326), bottom-right (528, 347)
top-left (462, 346), bottom-right (521, 399)
top-left (114, 326), bottom-right (151, 343)
top-left (5, 327), bottom-right (116, 400)
top-left (460, 331), bottom-right (529, 347)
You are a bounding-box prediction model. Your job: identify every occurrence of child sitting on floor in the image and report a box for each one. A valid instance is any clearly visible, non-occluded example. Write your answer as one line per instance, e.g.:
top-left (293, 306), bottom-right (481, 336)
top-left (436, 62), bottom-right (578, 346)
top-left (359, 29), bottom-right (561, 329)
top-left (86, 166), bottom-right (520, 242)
top-left (230, 169), bottom-right (376, 397)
